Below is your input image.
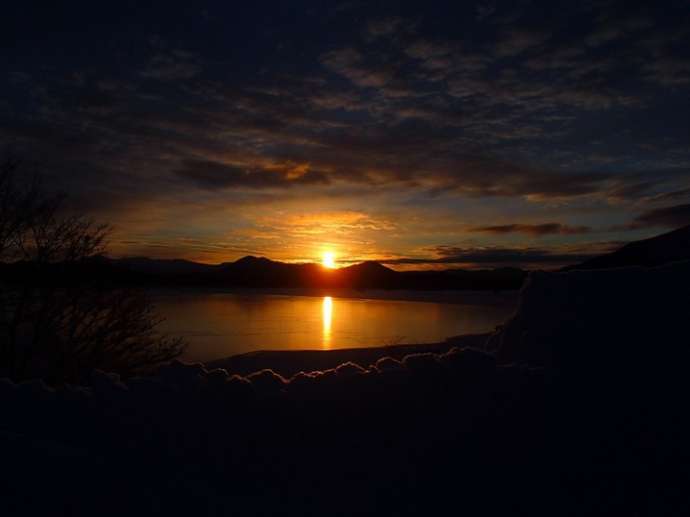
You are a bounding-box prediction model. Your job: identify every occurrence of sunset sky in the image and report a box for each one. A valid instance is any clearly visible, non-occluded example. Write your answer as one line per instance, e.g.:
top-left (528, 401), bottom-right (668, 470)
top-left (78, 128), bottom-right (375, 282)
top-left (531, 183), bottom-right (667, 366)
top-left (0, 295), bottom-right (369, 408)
top-left (4, 1), bottom-right (690, 268)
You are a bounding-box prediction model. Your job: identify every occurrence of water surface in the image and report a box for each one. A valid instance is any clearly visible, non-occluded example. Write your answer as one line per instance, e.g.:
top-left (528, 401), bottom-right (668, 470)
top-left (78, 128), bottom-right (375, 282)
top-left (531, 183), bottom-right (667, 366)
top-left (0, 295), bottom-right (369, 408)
top-left (153, 290), bottom-right (517, 362)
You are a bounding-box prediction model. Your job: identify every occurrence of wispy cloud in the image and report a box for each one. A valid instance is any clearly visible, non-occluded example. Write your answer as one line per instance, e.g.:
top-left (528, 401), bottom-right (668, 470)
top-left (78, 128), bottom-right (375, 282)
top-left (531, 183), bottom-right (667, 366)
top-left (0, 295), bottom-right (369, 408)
top-left (631, 203), bottom-right (690, 229)
top-left (379, 242), bottom-right (622, 269)
top-left (469, 223), bottom-right (592, 236)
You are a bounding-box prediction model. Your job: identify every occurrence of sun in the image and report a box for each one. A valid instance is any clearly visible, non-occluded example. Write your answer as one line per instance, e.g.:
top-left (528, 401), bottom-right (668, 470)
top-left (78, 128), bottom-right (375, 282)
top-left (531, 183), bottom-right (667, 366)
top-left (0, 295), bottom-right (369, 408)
top-left (322, 251), bottom-right (336, 269)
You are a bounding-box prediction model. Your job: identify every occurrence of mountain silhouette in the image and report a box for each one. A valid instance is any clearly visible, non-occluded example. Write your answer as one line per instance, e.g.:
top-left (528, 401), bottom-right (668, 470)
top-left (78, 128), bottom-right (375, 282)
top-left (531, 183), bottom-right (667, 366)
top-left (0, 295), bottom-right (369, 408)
top-left (50, 255), bottom-right (523, 290)
top-left (0, 252), bottom-right (529, 290)
top-left (116, 256), bottom-right (218, 275)
top-left (7, 225), bottom-right (689, 290)
top-left (565, 224), bottom-right (690, 271)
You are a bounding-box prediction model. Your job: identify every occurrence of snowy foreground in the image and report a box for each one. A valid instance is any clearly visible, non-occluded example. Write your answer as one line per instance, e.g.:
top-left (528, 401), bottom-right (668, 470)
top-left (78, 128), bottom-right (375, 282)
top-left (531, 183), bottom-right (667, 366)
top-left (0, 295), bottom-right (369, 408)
top-left (2, 263), bottom-right (690, 516)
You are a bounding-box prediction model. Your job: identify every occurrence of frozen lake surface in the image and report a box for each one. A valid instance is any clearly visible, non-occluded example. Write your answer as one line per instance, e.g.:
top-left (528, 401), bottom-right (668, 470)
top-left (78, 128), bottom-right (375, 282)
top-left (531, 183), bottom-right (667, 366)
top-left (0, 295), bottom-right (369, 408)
top-left (153, 289), bottom-right (518, 362)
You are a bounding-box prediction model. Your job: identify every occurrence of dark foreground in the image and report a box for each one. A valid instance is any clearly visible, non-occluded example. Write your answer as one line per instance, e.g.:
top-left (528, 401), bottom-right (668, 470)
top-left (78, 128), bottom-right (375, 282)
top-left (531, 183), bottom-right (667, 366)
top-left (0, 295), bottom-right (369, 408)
top-left (2, 262), bottom-right (690, 516)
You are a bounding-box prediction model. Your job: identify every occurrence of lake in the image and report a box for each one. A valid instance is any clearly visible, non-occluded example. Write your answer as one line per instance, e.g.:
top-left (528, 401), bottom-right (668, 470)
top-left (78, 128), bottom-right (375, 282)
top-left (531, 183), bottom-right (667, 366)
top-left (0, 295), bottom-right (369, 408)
top-left (153, 290), bottom-right (519, 363)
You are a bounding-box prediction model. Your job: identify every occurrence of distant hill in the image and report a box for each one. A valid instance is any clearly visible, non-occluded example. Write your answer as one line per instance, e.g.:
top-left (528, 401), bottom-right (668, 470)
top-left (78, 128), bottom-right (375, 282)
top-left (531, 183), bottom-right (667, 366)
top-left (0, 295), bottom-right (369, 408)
top-left (11, 225), bottom-right (690, 290)
top-left (116, 256), bottom-right (219, 275)
top-left (0, 256), bottom-right (527, 290)
top-left (0, 255), bottom-right (527, 291)
top-left (564, 224), bottom-right (690, 271)
top-left (115, 255), bottom-right (525, 291)
top-left (150, 256), bottom-right (524, 290)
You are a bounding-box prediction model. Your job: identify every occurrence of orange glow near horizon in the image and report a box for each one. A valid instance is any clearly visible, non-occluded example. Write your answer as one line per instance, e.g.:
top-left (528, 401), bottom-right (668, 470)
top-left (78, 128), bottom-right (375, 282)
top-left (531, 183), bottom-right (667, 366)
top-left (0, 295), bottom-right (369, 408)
top-left (322, 296), bottom-right (333, 348)
top-left (322, 251), bottom-right (336, 268)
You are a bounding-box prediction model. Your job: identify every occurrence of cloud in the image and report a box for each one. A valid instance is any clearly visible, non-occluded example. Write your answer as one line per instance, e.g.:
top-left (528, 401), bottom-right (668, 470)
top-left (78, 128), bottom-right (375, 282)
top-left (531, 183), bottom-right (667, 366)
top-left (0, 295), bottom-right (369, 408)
top-left (475, 3), bottom-right (496, 21)
top-left (366, 17), bottom-right (404, 38)
top-left (647, 187), bottom-right (690, 204)
top-left (469, 223), bottom-right (592, 236)
top-left (444, 165), bottom-right (610, 200)
top-left (175, 159), bottom-right (331, 190)
top-left (643, 57), bottom-right (690, 86)
top-left (494, 29), bottom-right (550, 57)
top-left (585, 26), bottom-right (624, 47)
top-left (404, 40), bottom-right (452, 60)
top-left (141, 51), bottom-right (201, 81)
top-left (632, 204), bottom-right (690, 229)
top-left (379, 244), bottom-right (613, 268)
top-left (320, 48), bottom-right (395, 88)
top-left (257, 211), bottom-right (396, 236)
top-left (606, 181), bottom-right (659, 203)
top-left (585, 13), bottom-right (654, 47)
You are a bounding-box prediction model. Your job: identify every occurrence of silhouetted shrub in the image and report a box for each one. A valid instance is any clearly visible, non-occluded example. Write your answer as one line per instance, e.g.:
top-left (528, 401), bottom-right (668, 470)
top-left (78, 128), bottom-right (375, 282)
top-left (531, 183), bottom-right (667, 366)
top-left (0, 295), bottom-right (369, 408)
top-left (0, 159), bottom-right (184, 384)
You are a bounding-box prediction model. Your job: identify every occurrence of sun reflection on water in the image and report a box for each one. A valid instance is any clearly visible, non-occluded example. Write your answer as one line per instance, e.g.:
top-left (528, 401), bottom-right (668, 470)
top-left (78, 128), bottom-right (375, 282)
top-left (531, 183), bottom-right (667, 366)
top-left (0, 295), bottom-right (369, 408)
top-left (322, 296), bottom-right (333, 348)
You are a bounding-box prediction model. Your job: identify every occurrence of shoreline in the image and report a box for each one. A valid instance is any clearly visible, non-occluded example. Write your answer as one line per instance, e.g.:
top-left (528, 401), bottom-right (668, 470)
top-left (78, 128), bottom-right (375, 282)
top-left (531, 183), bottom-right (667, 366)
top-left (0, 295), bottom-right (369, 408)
top-left (206, 333), bottom-right (492, 378)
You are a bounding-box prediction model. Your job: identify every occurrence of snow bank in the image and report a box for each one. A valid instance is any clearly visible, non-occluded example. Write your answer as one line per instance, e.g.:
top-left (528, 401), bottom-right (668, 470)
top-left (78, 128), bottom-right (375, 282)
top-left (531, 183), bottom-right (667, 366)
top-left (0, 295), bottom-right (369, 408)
top-left (489, 261), bottom-right (690, 370)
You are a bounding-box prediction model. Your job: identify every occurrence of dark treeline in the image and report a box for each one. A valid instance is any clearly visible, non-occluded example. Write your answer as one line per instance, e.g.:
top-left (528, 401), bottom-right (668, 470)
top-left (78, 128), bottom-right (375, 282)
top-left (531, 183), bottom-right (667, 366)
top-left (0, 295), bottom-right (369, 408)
top-left (0, 255), bottom-right (528, 291)
top-left (7, 223), bottom-right (690, 292)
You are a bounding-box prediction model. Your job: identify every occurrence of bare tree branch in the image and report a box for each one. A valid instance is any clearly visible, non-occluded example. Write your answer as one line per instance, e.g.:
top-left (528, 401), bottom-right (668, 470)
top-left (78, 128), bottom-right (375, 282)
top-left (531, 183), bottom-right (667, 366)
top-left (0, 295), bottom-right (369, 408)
top-left (0, 159), bottom-right (185, 383)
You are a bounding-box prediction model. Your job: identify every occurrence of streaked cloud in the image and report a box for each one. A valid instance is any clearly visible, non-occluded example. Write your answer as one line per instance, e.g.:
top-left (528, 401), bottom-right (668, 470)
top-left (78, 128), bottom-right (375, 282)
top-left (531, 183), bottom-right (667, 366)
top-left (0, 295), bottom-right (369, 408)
top-left (632, 203), bottom-right (690, 229)
top-left (469, 223), bottom-right (592, 236)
